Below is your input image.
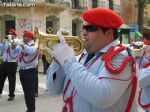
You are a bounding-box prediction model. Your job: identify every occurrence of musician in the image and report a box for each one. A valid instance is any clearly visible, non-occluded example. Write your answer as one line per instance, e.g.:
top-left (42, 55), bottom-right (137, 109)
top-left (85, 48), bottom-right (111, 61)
top-left (138, 38), bottom-right (150, 112)
top-left (0, 29), bottom-right (20, 101)
top-left (18, 30), bottom-right (38, 112)
top-left (46, 8), bottom-right (138, 112)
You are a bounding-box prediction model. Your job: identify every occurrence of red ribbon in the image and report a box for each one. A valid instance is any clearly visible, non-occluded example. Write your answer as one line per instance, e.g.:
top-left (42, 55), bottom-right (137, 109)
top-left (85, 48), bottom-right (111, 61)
top-left (19, 44), bottom-right (39, 64)
top-left (101, 44), bottom-right (137, 112)
top-left (62, 44), bottom-right (137, 112)
top-left (6, 47), bottom-right (19, 60)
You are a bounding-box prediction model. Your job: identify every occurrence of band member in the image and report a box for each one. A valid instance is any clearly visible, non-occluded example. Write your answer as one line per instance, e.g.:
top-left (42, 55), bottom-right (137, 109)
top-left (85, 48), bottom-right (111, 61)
top-left (138, 37), bottom-right (150, 112)
top-left (18, 30), bottom-right (38, 112)
top-left (0, 29), bottom-right (20, 101)
top-left (46, 8), bottom-right (138, 112)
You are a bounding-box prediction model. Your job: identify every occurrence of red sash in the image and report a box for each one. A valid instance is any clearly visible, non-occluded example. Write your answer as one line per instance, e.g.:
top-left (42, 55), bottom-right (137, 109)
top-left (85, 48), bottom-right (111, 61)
top-left (19, 44), bottom-right (39, 64)
top-left (6, 47), bottom-right (19, 60)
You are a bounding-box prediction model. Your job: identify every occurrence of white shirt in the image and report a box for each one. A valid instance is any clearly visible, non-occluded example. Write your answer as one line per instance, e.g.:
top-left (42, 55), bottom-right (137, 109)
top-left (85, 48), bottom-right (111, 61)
top-left (18, 40), bottom-right (38, 68)
top-left (0, 40), bottom-right (21, 62)
top-left (138, 45), bottom-right (150, 111)
top-left (47, 40), bottom-right (138, 112)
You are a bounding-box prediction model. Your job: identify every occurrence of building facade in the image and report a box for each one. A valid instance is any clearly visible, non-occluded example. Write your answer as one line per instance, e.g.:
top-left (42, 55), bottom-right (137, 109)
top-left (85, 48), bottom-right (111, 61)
top-left (143, 4), bottom-right (150, 35)
top-left (0, 0), bottom-right (137, 42)
top-left (0, 0), bottom-right (122, 42)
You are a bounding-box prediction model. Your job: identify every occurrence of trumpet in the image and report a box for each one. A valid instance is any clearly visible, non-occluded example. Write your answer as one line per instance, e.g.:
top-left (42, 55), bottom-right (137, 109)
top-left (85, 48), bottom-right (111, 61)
top-left (34, 27), bottom-right (84, 64)
top-left (4, 35), bottom-right (23, 46)
top-left (3, 35), bottom-right (14, 45)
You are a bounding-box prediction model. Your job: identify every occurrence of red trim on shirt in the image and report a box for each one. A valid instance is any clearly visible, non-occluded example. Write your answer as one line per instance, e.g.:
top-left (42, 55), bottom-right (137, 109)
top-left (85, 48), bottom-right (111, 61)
top-left (101, 44), bottom-right (137, 112)
top-left (138, 88), bottom-right (150, 109)
top-left (19, 44), bottom-right (39, 64)
top-left (6, 47), bottom-right (19, 60)
top-left (63, 44), bottom-right (137, 112)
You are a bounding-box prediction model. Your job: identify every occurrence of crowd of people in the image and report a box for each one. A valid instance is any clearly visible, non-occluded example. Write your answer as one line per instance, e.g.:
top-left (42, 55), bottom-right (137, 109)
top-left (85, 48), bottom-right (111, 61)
top-left (0, 7), bottom-right (149, 112)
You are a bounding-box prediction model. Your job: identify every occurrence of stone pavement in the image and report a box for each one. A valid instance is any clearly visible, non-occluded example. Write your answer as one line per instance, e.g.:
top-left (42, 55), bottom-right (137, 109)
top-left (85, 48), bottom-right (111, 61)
top-left (0, 92), bottom-right (62, 112)
top-left (0, 66), bottom-right (62, 112)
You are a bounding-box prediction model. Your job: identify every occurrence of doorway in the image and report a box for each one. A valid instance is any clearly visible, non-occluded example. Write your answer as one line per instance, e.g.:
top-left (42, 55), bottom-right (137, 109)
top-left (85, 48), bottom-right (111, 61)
top-left (5, 20), bottom-right (15, 35)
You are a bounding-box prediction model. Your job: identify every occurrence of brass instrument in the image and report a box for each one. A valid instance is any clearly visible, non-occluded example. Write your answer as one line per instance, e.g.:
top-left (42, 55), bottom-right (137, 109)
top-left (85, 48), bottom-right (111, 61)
top-left (34, 27), bottom-right (84, 64)
top-left (130, 42), bottom-right (147, 58)
top-left (4, 35), bottom-right (13, 45)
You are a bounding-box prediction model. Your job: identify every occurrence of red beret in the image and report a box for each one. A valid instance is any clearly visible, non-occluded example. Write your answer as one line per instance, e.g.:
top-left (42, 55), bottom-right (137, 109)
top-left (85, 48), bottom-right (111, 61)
top-left (23, 30), bottom-right (34, 39)
top-left (9, 29), bottom-right (18, 36)
top-left (82, 8), bottom-right (124, 28)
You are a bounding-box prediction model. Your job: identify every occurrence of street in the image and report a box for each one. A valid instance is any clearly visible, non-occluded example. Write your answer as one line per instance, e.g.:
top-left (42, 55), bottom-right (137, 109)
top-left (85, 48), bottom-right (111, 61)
top-left (0, 69), bottom-right (62, 112)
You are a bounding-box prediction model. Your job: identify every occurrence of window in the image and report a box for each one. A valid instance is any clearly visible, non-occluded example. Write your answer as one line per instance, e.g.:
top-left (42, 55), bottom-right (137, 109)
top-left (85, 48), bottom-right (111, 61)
top-left (108, 0), bottom-right (113, 10)
top-left (72, 0), bottom-right (79, 9)
top-left (46, 16), bottom-right (59, 34)
top-left (5, 20), bottom-right (15, 35)
top-left (92, 0), bottom-right (98, 8)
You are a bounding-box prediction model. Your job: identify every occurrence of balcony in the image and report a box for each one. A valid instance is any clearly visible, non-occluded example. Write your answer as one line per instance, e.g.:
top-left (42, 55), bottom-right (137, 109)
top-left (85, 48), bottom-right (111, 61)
top-left (0, 0), bottom-right (87, 11)
top-left (45, 0), bottom-right (87, 11)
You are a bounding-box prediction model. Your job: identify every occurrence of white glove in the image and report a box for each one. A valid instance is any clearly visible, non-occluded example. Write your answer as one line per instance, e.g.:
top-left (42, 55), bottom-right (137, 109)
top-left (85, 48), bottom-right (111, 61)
top-left (7, 35), bottom-right (12, 40)
top-left (13, 38), bottom-right (21, 46)
top-left (7, 35), bottom-right (14, 43)
top-left (47, 31), bottom-right (75, 66)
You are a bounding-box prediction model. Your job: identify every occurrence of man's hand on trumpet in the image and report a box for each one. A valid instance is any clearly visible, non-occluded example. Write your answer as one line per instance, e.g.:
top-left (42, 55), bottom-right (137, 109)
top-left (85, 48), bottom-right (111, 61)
top-left (45, 31), bottom-right (76, 66)
top-left (11, 38), bottom-right (24, 49)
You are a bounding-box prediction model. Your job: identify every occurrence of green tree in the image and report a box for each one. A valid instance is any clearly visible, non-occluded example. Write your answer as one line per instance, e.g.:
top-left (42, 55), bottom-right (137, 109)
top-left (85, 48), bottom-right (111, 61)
top-left (137, 0), bottom-right (150, 32)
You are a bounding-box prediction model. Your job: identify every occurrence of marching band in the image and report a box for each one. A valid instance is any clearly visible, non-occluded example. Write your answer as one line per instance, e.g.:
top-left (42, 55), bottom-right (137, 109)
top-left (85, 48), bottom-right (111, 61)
top-left (0, 9), bottom-right (150, 112)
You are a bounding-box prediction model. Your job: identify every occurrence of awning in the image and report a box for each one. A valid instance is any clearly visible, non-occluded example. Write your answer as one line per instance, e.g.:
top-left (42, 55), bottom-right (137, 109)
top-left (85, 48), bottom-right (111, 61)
top-left (119, 24), bottom-right (133, 29)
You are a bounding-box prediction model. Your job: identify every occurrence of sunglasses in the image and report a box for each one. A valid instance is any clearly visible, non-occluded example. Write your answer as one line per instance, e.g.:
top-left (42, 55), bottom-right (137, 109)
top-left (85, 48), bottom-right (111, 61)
top-left (82, 25), bottom-right (100, 32)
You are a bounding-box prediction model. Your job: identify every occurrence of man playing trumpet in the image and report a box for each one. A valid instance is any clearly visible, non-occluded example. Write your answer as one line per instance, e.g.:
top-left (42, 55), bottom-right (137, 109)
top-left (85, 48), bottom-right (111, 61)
top-left (46, 8), bottom-right (138, 112)
top-left (0, 29), bottom-right (21, 101)
top-left (18, 30), bottom-right (38, 112)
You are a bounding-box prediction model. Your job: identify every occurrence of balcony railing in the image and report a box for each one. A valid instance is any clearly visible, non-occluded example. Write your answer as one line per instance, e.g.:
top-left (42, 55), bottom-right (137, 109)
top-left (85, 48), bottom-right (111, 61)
top-left (0, 0), bottom-right (87, 11)
top-left (45, 0), bottom-right (87, 10)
